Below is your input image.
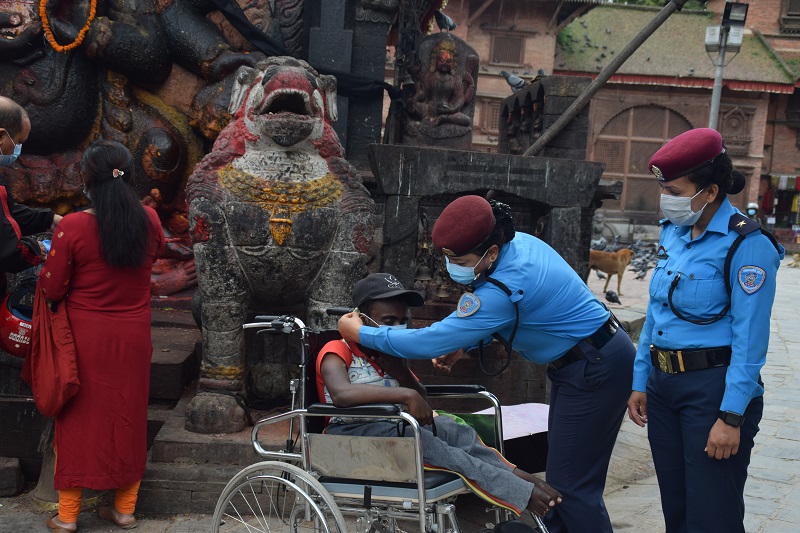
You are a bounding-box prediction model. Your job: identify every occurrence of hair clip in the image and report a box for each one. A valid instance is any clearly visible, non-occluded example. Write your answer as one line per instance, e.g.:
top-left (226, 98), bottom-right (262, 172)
top-left (112, 168), bottom-right (124, 178)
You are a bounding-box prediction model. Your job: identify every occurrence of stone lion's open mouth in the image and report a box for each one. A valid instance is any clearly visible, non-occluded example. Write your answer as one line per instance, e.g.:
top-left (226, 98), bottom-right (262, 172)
top-left (258, 89), bottom-right (313, 118)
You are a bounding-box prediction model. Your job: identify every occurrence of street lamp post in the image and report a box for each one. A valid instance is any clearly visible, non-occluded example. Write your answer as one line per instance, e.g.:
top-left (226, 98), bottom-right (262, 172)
top-left (706, 1), bottom-right (749, 130)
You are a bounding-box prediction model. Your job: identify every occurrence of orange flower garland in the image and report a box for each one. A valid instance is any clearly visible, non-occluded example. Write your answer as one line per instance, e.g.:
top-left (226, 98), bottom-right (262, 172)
top-left (40, 0), bottom-right (97, 53)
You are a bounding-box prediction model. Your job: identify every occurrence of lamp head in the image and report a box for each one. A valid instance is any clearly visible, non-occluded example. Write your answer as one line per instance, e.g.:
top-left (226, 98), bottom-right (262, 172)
top-left (722, 2), bottom-right (748, 29)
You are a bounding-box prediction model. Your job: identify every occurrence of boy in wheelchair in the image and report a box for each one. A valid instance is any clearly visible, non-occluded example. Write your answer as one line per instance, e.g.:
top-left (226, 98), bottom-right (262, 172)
top-left (316, 273), bottom-right (562, 519)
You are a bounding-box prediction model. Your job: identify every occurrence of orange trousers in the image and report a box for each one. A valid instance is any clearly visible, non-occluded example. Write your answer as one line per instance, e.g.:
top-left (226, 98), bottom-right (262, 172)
top-left (55, 447), bottom-right (140, 523)
top-left (57, 481), bottom-right (140, 523)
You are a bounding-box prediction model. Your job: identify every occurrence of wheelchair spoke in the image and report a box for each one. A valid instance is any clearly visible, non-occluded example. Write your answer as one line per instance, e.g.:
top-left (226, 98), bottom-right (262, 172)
top-left (213, 466), bottom-right (345, 533)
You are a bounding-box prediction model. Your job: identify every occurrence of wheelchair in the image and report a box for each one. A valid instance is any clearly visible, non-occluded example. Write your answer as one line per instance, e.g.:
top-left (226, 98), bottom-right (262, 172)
top-left (212, 314), bottom-right (549, 533)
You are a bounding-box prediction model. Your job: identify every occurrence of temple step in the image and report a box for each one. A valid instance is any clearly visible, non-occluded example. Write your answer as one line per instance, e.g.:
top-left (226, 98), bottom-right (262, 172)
top-left (148, 309), bottom-right (201, 401)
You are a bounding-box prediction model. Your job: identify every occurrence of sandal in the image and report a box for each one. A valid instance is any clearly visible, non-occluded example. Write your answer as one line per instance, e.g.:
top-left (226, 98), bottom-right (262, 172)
top-left (98, 507), bottom-right (138, 529)
top-left (46, 515), bottom-right (77, 533)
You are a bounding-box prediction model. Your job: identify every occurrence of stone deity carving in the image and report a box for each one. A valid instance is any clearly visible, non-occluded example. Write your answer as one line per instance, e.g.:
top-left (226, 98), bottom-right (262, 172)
top-left (0, 0), bottom-right (303, 295)
top-left (402, 34), bottom-right (478, 150)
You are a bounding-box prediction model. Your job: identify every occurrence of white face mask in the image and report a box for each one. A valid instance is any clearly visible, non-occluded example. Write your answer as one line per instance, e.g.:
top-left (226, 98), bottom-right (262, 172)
top-left (659, 188), bottom-right (707, 226)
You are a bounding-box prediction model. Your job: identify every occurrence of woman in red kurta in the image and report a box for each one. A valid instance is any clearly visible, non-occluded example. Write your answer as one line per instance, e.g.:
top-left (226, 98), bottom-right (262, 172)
top-left (40, 141), bottom-right (164, 533)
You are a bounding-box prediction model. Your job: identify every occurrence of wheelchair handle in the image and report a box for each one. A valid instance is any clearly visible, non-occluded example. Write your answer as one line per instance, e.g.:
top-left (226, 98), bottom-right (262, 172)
top-left (244, 315), bottom-right (307, 334)
top-left (325, 307), bottom-right (353, 316)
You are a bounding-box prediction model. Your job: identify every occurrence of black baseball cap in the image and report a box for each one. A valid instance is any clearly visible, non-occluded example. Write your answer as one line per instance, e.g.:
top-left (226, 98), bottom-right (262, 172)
top-left (352, 273), bottom-right (425, 309)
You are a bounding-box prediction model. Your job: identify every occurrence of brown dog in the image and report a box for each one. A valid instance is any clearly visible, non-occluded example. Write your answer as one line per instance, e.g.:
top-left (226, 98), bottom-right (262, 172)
top-left (588, 248), bottom-right (634, 295)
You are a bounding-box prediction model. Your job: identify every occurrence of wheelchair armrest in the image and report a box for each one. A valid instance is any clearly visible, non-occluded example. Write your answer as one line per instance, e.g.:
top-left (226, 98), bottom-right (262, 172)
top-left (424, 384), bottom-right (486, 396)
top-left (307, 402), bottom-right (402, 417)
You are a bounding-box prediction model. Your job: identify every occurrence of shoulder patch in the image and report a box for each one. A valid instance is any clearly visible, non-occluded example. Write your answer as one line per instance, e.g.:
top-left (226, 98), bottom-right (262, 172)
top-left (729, 213), bottom-right (760, 236)
top-left (456, 293), bottom-right (481, 317)
top-left (738, 266), bottom-right (766, 295)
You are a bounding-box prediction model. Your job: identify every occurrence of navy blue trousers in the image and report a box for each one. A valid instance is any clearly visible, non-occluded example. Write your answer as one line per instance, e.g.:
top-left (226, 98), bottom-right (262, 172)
top-left (542, 327), bottom-right (635, 533)
top-left (646, 366), bottom-right (763, 533)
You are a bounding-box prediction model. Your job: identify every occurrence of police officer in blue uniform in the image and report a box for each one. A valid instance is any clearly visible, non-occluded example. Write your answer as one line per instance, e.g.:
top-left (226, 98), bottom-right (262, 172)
top-left (626, 128), bottom-right (784, 533)
top-left (339, 195), bottom-right (637, 533)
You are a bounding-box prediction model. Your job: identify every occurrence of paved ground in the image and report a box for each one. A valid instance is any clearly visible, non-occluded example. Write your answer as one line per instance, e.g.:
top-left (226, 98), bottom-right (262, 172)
top-left (595, 254), bottom-right (800, 533)
top-left (2, 256), bottom-right (799, 532)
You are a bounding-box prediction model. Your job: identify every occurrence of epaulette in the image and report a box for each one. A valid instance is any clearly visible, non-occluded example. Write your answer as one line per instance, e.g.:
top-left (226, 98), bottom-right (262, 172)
top-left (729, 213), bottom-right (760, 236)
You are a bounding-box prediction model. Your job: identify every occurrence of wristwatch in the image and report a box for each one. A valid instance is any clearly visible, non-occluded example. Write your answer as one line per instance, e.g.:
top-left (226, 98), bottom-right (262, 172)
top-left (718, 410), bottom-right (744, 428)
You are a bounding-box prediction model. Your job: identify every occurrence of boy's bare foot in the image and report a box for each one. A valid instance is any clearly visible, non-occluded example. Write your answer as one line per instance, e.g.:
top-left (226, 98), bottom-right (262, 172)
top-left (513, 468), bottom-right (562, 516)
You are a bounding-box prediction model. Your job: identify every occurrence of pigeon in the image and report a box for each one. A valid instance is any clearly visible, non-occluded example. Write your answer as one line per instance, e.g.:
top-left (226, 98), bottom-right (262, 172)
top-left (596, 271), bottom-right (607, 280)
top-left (434, 10), bottom-right (456, 32)
top-left (500, 70), bottom-right (525, 92)
top-left (605, 290), bottom-right (621, 305)
top-left (634, 269), bottom-right (647, 280)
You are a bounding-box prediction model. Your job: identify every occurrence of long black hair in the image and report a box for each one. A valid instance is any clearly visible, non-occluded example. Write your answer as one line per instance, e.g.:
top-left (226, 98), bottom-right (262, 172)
top-left (471, 200), bottom-right (516, 255)
top-left (81, 140), bottom-right (150, 268)
top-left (688, 150), bottom-right (746, 201)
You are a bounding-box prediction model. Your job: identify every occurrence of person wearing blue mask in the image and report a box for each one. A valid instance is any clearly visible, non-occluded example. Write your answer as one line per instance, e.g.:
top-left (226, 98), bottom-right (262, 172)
top-left (319, 272), bottom-right (563, 518)
top-left (746, 202), bottom-right (759, 221)
top-left (627, 128), bottom-right (784, 533)
top-left (338, 199), bottom-right (637, 533)
top-left (0, 96), bottom-right (62, 276)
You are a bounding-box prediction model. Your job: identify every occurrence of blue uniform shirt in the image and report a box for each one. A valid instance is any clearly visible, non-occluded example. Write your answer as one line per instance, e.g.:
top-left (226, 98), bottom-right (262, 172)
top-left (359, 232), bottom-right (610, 364)
top-left (632, 198), bottom-right (784, 414)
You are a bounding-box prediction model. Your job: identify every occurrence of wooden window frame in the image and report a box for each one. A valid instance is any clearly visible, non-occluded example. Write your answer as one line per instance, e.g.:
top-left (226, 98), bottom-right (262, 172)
top-left (479, 99), bottom-right (502, 134)
top-left (780, 0), bottom-right (800, 33)
top-left (489, 32), bottom-right (526, 66)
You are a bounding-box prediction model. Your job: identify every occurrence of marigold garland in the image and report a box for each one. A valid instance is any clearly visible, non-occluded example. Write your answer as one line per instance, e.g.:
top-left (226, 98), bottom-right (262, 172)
top-left (40, 0), bottom-right (97, 53)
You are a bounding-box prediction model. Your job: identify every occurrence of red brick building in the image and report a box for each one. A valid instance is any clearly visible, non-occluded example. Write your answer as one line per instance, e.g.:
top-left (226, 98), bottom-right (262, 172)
top-left (554, 1), bottom-right (799, 231)
top-left (386, 1), bottom-right (800, 242)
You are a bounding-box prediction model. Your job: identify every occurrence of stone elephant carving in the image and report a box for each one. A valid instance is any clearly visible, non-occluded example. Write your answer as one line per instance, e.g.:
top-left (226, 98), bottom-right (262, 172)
top-left (185, 56), bottom-right (376, 433)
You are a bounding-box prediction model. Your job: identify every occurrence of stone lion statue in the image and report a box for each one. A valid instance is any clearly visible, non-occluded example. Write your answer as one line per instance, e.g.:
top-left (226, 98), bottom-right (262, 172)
top-left (185, 57), bottom-right (376, 433)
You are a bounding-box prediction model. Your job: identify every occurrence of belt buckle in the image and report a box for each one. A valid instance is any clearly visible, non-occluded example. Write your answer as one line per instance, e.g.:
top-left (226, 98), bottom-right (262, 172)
top-left (676, 350), bottom-right (686, 372)
top-left (657, 350), bottom-right (673, 373)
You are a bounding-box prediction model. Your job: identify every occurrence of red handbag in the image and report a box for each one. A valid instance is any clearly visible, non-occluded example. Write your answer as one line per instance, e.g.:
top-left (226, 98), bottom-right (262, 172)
top-left (21, 284), bottom-right (79, 417)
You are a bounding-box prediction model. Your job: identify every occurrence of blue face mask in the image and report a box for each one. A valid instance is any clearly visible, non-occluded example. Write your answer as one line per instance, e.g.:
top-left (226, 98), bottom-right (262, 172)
top-left (0, 140), bottom-right (22, 167)
top-left (445, 250), bottom-right (489, 285)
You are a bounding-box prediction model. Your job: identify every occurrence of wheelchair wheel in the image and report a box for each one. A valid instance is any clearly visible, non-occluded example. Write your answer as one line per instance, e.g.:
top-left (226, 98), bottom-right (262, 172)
top-left (212, 461), bottom-right (347, 533)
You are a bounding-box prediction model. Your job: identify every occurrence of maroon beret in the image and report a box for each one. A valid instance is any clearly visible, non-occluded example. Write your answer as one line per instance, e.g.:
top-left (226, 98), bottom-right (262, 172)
top-left (649, 128), bottom-right (726, 182)
top-left (432, 195), bottom-right (495, 257)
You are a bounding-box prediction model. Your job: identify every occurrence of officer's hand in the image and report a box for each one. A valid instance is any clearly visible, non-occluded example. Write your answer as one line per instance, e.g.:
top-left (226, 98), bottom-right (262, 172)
top-left (627, 391), bottom-right (648, 427)
top-left (431, 349), bottom-right (465, 372)
top-left (705, 419), bottom-right (740, 460)
top-left (337, 312), bottom-right (364, 343)
top-left (51, 214), bottom-right (63, 230)
top-left (404, 391), bottom-right (434, 426)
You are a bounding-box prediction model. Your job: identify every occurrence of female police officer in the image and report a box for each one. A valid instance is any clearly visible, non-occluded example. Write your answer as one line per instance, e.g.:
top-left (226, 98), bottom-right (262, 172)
top-left (339, 195), bottom-right (636, 533)
top-left (626, 128), bottom-right (784, 533)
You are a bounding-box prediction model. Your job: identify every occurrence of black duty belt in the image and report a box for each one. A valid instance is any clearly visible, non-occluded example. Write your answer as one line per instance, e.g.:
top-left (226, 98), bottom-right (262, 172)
top-left (650, 346), bottom-right (732, 374)
top-left (548, 315), bottom-right (619, 371)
